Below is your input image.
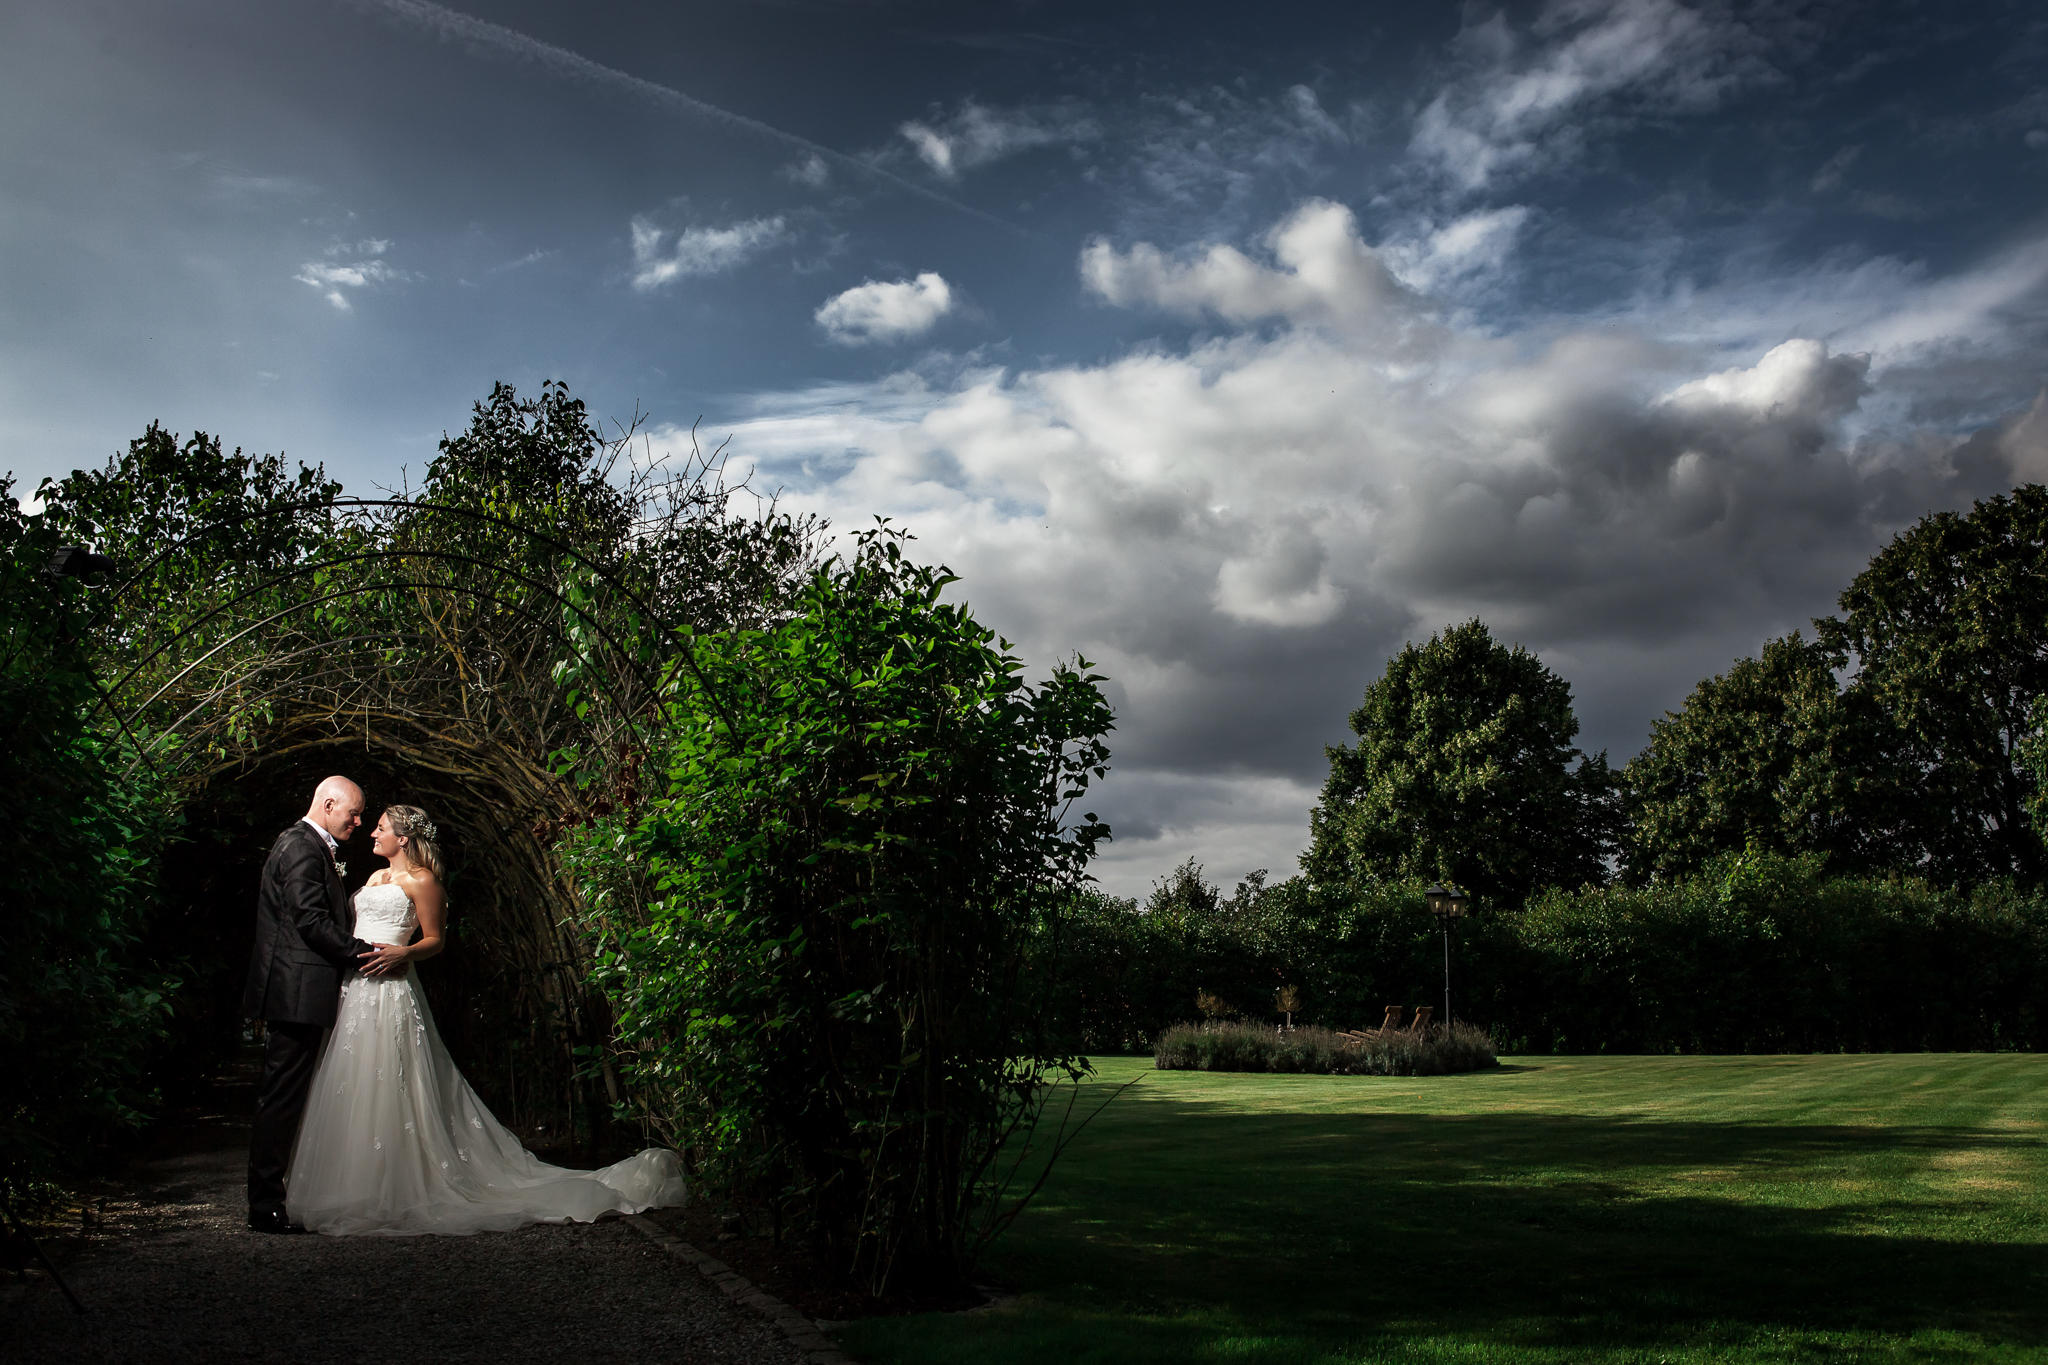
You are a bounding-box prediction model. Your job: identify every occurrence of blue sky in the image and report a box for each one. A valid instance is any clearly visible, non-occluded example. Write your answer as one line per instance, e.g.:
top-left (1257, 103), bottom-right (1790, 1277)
top-left (6, 0), bottom-right (2047, 894)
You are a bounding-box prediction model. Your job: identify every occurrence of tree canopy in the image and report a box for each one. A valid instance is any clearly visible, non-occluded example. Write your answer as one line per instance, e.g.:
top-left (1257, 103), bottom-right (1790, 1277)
top-left (1630, 486), bottom-right (2048, 887)
top-left (1815, 485), bottom-right (2048, 886)
top-left (1305, 619), bottom-right (1619, 905)
top-left (1624, 632), bottom-right (1901, 881)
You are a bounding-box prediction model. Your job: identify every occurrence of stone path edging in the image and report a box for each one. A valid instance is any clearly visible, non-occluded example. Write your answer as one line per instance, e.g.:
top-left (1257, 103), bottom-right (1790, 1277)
top-left (624, 1214), bottom-right (854, 1365)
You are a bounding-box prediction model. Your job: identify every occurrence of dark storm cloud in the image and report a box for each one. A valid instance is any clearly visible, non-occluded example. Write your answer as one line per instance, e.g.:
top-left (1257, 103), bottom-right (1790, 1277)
top-left (714, 184), bottom-right (2048, 886)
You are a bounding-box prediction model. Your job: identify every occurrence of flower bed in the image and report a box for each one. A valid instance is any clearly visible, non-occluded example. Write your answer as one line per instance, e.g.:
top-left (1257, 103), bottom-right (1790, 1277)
top-left (1154, 1020), bottom-right (1499, 1076)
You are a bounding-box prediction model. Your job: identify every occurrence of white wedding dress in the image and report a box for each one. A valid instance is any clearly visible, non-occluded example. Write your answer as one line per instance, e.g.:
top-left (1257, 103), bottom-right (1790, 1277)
top-left (285, 881), bottom-right (685, 1236)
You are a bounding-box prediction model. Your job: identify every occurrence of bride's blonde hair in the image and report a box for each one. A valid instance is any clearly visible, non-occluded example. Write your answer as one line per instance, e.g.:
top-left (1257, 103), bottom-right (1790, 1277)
top-left (384, 804), bottom-right (445, 880)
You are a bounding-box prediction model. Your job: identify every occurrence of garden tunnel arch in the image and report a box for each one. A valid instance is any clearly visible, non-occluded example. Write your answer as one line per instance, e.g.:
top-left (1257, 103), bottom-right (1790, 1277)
top-left (81, 497), bottom-right (722, 1156)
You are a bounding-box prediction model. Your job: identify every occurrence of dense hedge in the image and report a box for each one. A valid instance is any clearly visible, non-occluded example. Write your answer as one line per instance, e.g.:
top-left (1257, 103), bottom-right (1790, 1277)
top-left (1049, 851), bottom-right (2048, 1055)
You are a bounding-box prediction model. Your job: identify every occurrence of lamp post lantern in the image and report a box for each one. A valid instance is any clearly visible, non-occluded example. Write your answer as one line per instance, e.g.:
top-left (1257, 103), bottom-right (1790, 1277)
top-left (1424, 883), bottom-right (1469, 1030)
top-left (45, 545), bottom-right (119, 645)
top-left (49, 545), bottom-right (119, 579)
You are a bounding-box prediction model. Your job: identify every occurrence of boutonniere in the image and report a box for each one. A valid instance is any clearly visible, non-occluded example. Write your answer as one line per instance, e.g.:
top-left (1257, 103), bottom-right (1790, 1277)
top-left (334, 860), bottom-right (348, 878)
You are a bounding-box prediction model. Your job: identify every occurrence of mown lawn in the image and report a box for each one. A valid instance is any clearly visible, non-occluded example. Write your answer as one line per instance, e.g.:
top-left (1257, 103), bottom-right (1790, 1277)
top-left (840, 1054), bottom-right (2048, 1364)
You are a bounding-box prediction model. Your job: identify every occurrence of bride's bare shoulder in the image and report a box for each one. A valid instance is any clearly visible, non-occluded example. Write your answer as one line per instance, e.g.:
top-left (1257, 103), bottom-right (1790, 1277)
top-left (400, 865), bottom-right (442, 892)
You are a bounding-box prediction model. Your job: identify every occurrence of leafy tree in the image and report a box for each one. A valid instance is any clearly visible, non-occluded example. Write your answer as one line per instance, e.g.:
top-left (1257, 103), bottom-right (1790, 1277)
top-left (38, 420), bottom-right (342, 582)
top-left (408, 380), bottom-right (632, 568)
top-left (1624, 632), bottom-right (1903, 880)
top-left (1305, 619), bottom-right (1619, 905)
top-left (1141, 862), bottom-right (1275, 929)
top-left (2018, 696), bottom-right (2048, 853)
top-left (1143, 859), bottom-right (1223, 926)
top-left (1816, 485), bottom-right (2048, 886)
top-left (567, 526), bottom-right (1113, 1293)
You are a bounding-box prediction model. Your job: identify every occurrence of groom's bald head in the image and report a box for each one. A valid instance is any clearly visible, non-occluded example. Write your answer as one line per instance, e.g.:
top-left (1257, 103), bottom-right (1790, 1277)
top-left (305, 776), bottom-right (365, 842)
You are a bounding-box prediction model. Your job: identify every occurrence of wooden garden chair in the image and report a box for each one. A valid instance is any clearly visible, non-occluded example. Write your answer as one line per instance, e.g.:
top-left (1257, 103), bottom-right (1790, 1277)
top-left (1406, 1006), bottom-right (1434, 1032)
top-left (1339, 1006), bottom-right (1406, 1046)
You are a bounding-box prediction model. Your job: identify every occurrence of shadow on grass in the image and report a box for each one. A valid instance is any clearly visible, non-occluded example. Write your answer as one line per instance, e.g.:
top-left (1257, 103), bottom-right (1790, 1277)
top-left (849, 1095), bottom-right (2048, 1364)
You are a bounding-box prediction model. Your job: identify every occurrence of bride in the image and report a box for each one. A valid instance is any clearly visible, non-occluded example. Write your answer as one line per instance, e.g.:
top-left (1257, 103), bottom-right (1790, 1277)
top-left (285, 804), bottom-right (684, 1235)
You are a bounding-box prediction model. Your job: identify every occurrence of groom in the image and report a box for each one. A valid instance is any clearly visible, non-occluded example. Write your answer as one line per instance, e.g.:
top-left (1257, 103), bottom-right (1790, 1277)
top-left (242, 775), bottom-right (381, 1234)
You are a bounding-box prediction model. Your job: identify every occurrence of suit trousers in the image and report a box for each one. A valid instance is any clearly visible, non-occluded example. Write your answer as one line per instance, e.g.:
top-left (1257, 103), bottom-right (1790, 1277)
top-left (247, 1020), bottom-right (325, 1216)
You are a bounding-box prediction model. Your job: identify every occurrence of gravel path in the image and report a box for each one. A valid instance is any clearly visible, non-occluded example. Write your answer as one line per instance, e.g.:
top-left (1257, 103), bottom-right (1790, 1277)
top-left (3, 1139), bottom-right (808, 1364)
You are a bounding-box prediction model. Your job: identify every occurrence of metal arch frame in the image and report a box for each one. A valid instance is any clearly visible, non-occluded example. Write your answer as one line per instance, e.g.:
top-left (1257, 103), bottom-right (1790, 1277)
top-left (78, 495), bottom-right (739, 739)
top-left (145, 627), bottom-right (453, 746)
top-left (93, 547), bottom-right (662, 726)
top-left (119, 578), bottom-right (660, 778)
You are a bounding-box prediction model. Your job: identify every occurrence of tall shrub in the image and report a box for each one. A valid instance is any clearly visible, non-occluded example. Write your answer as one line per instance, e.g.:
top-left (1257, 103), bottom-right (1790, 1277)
top-left (0, 484), bottom-right (183, 1187)
top-left (569, 527), bottom-right (1113, 1293)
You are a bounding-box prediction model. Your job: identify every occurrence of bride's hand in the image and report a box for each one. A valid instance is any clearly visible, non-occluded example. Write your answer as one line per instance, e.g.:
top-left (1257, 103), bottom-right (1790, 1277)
top-left (358, 944), bottom-right (409, 977)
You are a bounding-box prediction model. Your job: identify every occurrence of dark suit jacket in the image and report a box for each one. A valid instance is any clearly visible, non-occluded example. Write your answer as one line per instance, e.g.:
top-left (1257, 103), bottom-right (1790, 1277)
top-left (241, 822), bottom-right (376, 1027)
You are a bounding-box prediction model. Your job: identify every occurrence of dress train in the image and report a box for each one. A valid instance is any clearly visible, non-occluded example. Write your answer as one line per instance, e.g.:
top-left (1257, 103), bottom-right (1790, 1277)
top-left (285, 882), bottom-right (683, 1236)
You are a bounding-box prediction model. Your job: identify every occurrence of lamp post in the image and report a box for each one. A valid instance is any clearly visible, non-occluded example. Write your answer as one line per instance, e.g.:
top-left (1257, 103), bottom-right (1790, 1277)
top-left (49, 545), bottom-right (119, 580)
top-left (45, 545), bottom-right (118, 645)
top-left (1423, 883), bottom-right (1469, 1031)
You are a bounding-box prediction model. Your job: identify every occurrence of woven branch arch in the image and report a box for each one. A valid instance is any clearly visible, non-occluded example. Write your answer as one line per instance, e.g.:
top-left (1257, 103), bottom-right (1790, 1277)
top-left (74, 489), bottom-right (811, 1151)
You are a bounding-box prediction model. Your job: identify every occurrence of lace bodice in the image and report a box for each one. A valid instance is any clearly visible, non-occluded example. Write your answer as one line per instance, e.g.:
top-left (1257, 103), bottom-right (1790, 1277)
top-left (351, 881), bottom-right (417, 946)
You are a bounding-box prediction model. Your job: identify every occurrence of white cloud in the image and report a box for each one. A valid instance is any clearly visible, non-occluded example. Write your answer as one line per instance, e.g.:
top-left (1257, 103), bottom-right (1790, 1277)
top-left (1213, 517), bottom-right (1346, 627)
top-left (815, 273), bottom-right (956, 345)
top-left (1845, 239), bottom-right (2048, 360)
top-left (1662, 339), bottom-right (1870, 419)
top-left (1081, 199), bottom-right (1416, 330)
top-left (898, 99), bottom-right (1097, 179)
top-left (1382, 206), bottom-right (1533, 291)
top-left (1410, 0), bottom-right (1770, 192)
top-left (490, 248), bottom-right (555, 274)
top-left (294, 240), bottom-right (406, 311)
top-left (706, 202), bottom-right (2044, 894)
top-left (1092, 84), bottom-right (1363, 245)
top-left (629, 215), bottom-right (788, 291)
top-left (780, 154), bottom-right (830, 188)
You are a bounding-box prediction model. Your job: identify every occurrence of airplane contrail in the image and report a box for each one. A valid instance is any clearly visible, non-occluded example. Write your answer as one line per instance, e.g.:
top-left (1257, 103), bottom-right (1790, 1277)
top-left (346, 0), bottom-right (1026, 237)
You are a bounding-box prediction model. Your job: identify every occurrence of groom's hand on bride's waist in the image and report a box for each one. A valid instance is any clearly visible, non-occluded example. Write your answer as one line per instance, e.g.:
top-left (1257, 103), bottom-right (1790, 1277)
top-left (358, 943), bottom-right (409, 977)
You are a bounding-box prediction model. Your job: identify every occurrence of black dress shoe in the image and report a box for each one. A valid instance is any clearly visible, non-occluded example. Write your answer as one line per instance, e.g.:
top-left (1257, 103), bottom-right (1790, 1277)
top-left (247, 1209), bottom-right (307, 1235)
